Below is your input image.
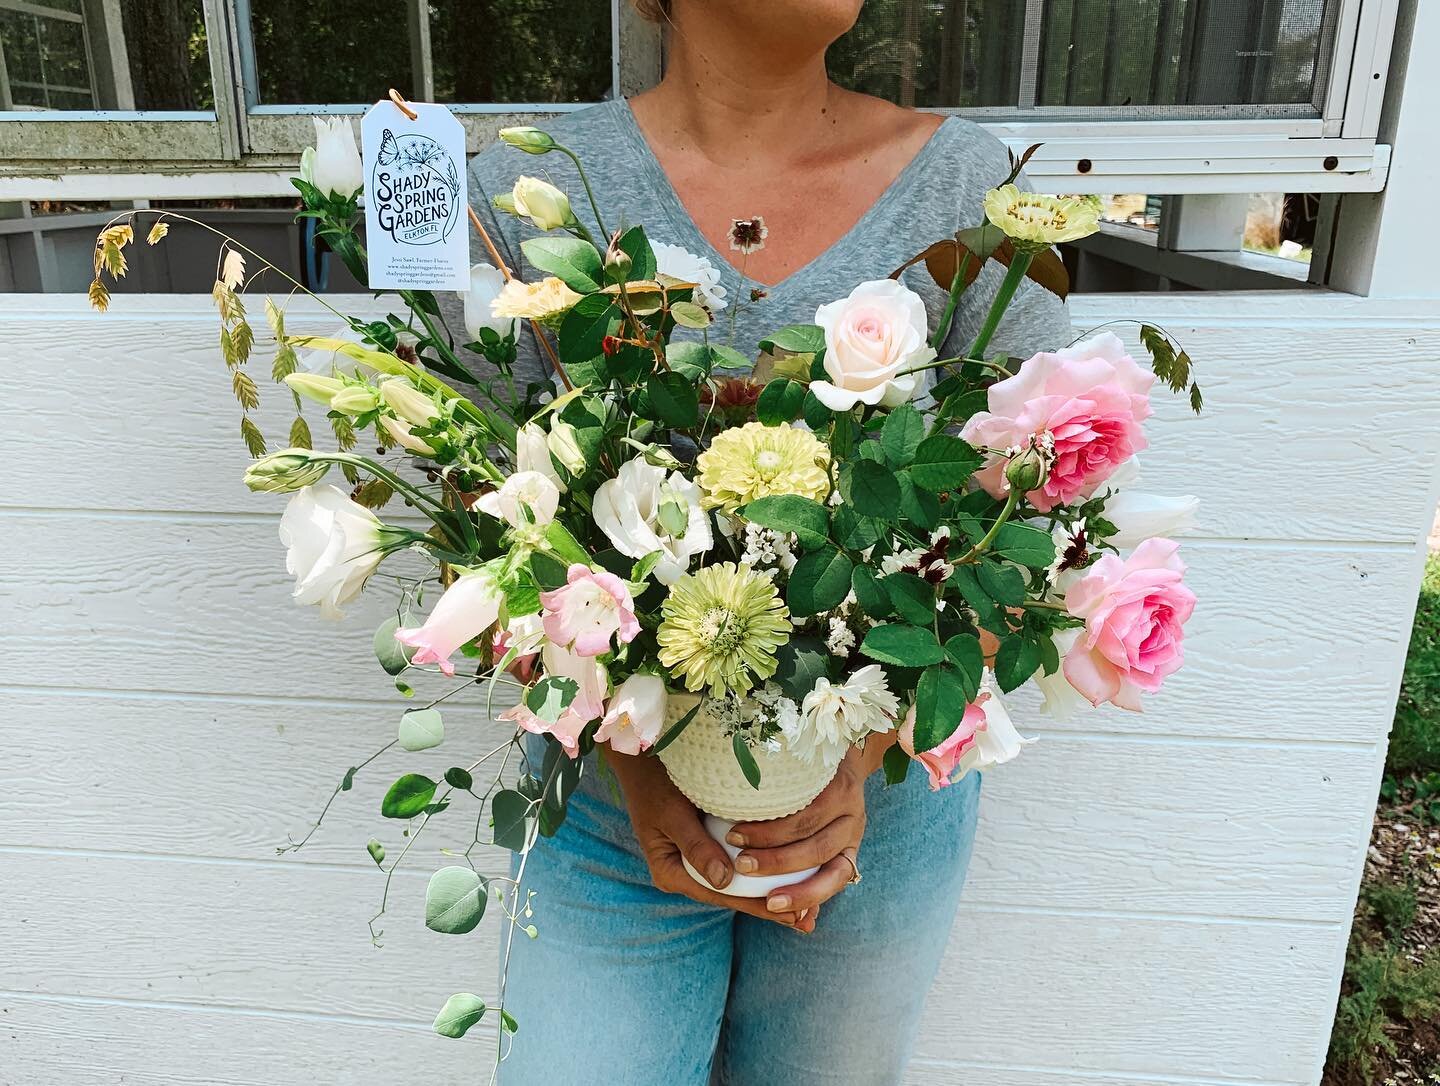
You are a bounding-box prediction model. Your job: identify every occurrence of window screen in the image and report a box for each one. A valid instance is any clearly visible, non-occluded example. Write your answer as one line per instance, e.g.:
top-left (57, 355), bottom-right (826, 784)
top-left (829, 0), bottom-right (1344, 115)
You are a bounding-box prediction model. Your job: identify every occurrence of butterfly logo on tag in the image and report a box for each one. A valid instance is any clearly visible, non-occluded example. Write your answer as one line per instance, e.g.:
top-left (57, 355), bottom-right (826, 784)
top-left (371, 128), bottom-right (462, 246)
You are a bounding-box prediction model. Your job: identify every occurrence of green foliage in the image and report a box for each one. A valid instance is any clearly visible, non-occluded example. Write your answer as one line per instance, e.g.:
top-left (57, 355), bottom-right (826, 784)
top-left (521, 236), bottom-right (603, 293)
top-left (740, 495), bottom-right (830, 550)
top-left (756, 378), bottom-right (805, 425)
top-left (432, 993), bottom-right (487, 1039)
top-left (380, 774), bottom-right (437, 819)
top-left (880, 404), bottom-right (925, 466)
top-left (909, 434), bottom-right (982, 491)
top-left (839, 459), bottom-right (901, 518)
top-left (398, 708), bottom-right (444, 752)
top-left (373, 616), bottom-right (414, 676)
top-left (1390, 553), bottom-right (1440, 775)
top-left (772, 637), bottom-right (833, 703)
top-left (860, 624), bottom-right (945, 667)
top-left (787, 547), bottom-right (854, 617)
top-left (491, 788), bottom-right (531, 852)
top-left (732, 731), bottom-right (762, 790)
top-left (425, 866), bottom-right (487, 935)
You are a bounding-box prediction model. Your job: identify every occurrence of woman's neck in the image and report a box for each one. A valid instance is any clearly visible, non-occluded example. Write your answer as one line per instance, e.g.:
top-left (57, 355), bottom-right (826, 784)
top-left (634, 24), bottom-right (845, 169)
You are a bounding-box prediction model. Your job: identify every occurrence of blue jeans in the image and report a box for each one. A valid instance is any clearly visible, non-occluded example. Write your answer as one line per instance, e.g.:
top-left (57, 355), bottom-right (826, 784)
top-left (498, 739), bottom-right (982, 1086)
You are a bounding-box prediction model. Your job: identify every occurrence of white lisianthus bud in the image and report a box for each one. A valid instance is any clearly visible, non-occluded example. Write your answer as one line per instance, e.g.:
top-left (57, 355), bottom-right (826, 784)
top-left (285, 372), bottom-right (346, 406)
top-left (498, 126), bottom-right (557, 155)
top-left (307, 117), bottom-right (363, 200)
top-left (511, 176), bottom-right (573, 232)
top-left (244, 449), bottom-right (331, 493)
top-left (279, 484), bottom-right (392, 618)
top-left (379, 415), bottom-right (437, 456)
top-left (460, 263), bottom-right (517, 342)
top-left (379, 378), bottom-right (438, 427)
top-left (492, 192), bottom-right (517, 216)
top-left (516, 423), bottom-right (564, 491)
top-left (329, 385), bottom-right (380, 416)
top-left (1103, 491), bottom-right (1200, 549)
top-left (546, 421), bottom-right (587, 476)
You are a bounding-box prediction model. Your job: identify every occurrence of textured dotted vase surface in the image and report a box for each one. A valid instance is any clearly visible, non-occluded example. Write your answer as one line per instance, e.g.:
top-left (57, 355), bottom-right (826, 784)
top-left (656, 693), bottom-right (840, 822)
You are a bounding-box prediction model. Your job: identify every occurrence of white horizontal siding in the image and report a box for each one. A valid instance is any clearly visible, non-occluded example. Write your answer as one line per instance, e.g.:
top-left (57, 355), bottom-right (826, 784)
top-left (2, 291), bottom-right (1438, 1086)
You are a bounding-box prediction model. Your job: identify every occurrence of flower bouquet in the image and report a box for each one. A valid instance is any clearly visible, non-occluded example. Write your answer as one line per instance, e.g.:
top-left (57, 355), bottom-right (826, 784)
top-left (89, 117), bottom-right (1202, 1054)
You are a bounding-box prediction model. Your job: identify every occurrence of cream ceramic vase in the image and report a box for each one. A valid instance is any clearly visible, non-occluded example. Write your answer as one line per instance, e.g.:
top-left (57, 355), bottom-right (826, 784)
top-left (656, 692), bottom-right (841, 897)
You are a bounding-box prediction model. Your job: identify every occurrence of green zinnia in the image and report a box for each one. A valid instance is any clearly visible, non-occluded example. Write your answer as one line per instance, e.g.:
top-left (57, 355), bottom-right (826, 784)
top-left (657, 562), bottom-right (791, 695)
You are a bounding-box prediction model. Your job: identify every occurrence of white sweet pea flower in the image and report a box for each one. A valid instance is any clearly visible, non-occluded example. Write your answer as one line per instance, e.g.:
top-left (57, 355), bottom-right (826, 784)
top-left (305, 117), bottom-right (363, 200)
top-left (789, 664), bottom-right (901, 766)
top-left (810, 279), bottom-right (934, 412)
top-left (954, 674), bottom-right (1036, 779)
top-left (475, 470), bottom-right (560, 530)
top-left (278, 484), bottom-right (389, 619)
top-left (652, 241), bottom-right (728, 312)
top-left (516, 423), bottom-right (564, 491)
top-left (595, 673), bottom-right (668, 755)
top-left (460, 263), bottom-right (516, 342)
top-left (592, 458), bottom-right (713, 585)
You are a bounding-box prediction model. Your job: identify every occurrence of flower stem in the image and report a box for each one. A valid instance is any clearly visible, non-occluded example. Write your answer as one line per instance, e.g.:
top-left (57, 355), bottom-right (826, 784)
top-left (555, 144), bottom-right (610, 241)
top-left (930, 248), bottom-right (973, 351)
top-left (967, 250), bottom-right (1033, 360)
top-left (956, 489), bottom-right (1020, 565)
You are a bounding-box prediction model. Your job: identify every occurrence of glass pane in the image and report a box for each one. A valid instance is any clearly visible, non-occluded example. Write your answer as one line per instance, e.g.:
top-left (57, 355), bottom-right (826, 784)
top-left (430, 0), bottom-right (612, 104)
top-left (828, 0), bottom-right (1025, 108)
top-left (1036, 0), bottom-right (1341, 109)
top-left (246, 0), bottom-right (613, 106)
top-left (1100, 194), bottom-right (1162, 231)
top-left (1244, 192), bottom-right (1314, 263)
top-left (0, 0), bottom-right (212, 111)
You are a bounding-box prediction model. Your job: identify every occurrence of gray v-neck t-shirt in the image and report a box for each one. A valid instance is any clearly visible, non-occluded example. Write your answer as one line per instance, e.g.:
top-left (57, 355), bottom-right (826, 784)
top-left (447, 98), bottom-right (1072, 390)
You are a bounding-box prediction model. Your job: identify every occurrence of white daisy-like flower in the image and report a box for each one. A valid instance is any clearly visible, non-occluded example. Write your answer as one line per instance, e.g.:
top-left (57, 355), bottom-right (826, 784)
top-left (1046, 518), bottom-right (1088, 585)
top-left (653, 241), bottom-right (728, 312)
top-left (789, 664), bottom-right (901, 765)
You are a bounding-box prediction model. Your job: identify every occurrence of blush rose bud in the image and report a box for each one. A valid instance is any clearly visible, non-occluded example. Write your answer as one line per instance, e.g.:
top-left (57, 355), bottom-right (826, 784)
top-left (1005, 444), bottom-right (1050, 493)
top-left (498, 126), bottom-right (557, 155)
top-left (604, 248), bottom-right (633, 283)
top-left (245, 449), bottom-right (331, 493)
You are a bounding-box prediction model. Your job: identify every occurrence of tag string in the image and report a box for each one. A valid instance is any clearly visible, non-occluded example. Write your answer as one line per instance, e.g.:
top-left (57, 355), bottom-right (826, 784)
top-left (384, 87), bottom-right (572, 392)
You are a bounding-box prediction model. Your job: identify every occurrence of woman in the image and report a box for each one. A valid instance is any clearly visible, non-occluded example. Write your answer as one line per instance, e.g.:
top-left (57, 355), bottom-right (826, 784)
top-left (458, 2), bottom-right (1072, 1082)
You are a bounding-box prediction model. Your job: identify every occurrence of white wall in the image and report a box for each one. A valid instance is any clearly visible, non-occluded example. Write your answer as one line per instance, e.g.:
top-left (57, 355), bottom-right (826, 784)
top-left (2, 291), bottom-right (1439, 1086)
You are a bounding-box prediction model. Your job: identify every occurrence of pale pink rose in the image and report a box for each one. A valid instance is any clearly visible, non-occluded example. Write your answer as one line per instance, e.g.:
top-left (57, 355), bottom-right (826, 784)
top-left (499, 643), bottom-right (609, 758)
top-left (540, 564), bottom-right (640, 657)
top-left (1062, 537), bottom-right (1196, 711)
top-left (963, 332), bottom-right (1153, 512)
top-left (594, 674), bottom-right (667, 755)
top-left (811, 279), bottom-right (935, 411)
top-left (898, 698), bottom-right (989, 791)
top-left (394, 570), bottom-right (503, 677)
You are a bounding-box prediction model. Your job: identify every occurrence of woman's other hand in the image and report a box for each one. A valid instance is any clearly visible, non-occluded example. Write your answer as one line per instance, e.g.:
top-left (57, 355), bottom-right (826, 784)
top-left (727, 735), bottom-right (892, 918)
top-left (607, 747), bottom-right (819, 932)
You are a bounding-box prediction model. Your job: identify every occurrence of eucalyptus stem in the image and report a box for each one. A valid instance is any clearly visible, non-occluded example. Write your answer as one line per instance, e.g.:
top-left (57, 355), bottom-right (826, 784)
top-left (967, 250), bottom-right (1033, 360)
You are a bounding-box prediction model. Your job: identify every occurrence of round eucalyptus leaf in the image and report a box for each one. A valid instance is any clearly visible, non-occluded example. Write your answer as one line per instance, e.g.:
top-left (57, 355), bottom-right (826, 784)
top-left (398, 708), bottom-right (445, 752)
top-left (425, 866), bottom-right (487, 935)
top-left (433, 992), bottom-right (487, 1038)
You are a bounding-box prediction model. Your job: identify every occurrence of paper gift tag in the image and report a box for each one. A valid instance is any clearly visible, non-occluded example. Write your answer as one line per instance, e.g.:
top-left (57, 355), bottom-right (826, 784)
top-left (361, 100), bottom-right (470, 291)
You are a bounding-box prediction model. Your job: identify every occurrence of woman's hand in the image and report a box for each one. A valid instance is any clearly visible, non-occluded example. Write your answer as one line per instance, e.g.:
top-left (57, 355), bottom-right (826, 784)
top-left (606, 747), bottom-right (818, 932)
top-left (727, 734), bottom-right (893, 918)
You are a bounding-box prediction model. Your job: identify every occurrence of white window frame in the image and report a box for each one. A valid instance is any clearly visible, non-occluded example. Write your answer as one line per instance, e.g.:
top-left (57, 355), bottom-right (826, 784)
top-left (0, 0), bottom-right (1401, 200)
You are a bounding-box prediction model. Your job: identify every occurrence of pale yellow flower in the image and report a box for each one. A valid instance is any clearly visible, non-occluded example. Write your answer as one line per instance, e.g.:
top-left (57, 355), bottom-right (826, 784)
top-left (657, 562), bottom-right (790, 694)
top-left (983, 184), bottom-right (1099, 249)
top-left (492, 276), bottom-right (583, 322)
top-left (695, 422), bottom-right (830, 512)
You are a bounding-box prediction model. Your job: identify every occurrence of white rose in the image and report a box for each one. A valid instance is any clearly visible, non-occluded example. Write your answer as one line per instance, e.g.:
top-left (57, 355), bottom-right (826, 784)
top-left (306, 117), bottom-right (363, 199)
top-left (592, 459), bottom-right (713, 585)
top-left (474, 470), bottom-right (560, 530)
top-left (279, 484), bottom-right (387, 618)
top-left (512, 176), bottom-right (573, 232)
top-left (811, 279), bottom-right (935, 412)
top-left (460, 263), bottom-right (517, 342)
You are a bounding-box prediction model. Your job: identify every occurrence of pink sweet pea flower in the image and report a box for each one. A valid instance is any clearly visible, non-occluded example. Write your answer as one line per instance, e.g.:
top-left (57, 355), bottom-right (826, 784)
top-left (499, 643), bottom-right (609, 758)
top-left (1062, 537), bottom-right (1196, 711)
top-left (595, 674), bottom-right (667, 755)
top-left (540, 564), bottom-right (641, 657)
top-left (898, 699), bottom-right (988, 791)
top-left (394, 570), bottom-right (502, 677)
top-left (962, 332), bottom-right (1153, 512)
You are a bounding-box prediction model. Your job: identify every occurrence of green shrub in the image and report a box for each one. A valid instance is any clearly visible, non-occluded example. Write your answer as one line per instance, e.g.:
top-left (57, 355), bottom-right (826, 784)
top-left (1390, 553), bottom-right (1440, 775)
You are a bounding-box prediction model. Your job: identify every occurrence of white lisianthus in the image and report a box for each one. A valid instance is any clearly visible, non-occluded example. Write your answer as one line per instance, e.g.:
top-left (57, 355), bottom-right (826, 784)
top-left (595, 673), bottom-right (668, 755)
top-left (474, 470), bottom-right (561, 531)
top-left (1104, 491), bottom-right (1199, 549)
top-left (1030, 628), bottom-right (1091, 720)
top-left (460, 263), bottom-right (516, 342)
top-left (652, 241), bottom-right (728, 312)
top-left (279, 484), bottom-right (390, 619)
top-left (516, 423), bottom-right (564, 491)
top-left (592, 458), bottom-right (713, 585)
top-left (546, 421), bottom-right (587, 476)
top-left (510, 176), bottom-right (574, 231)
top-left (810, 279), bottom-right (934, 412)
top-left (379, 414), bottom-right (437, 455)
top-left (954, 675), bottom-right (1036, 779)
top-left (788, 664), bottom-right (901, 766)
top-left (305, 117), bottom-right (364, 200)
top-left (379, 378), bottom-right (438, 427)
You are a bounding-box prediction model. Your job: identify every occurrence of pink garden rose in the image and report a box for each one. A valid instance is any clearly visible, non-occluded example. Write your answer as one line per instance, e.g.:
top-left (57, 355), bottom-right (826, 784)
top-left (898, 699), bottom-right (988, 791)
top-left (1062, 537), bottom-right (1196, 711)
top-left (540, 564), bottom-right (640, 657)
top-left (394, 570), bottom-right (502, 677)
top-left (963, 332), bottom-right (1153, 512)
top-left (810, 279), bottom-right (934, 411)
top-left (500, 643), bottom-right (608, 757)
